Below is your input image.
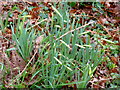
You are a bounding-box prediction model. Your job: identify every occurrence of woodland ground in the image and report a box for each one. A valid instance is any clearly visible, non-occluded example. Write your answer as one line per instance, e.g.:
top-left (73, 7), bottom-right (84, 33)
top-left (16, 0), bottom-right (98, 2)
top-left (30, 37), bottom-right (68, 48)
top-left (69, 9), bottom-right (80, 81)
top-left (0, 1), bottom-right (120, 88)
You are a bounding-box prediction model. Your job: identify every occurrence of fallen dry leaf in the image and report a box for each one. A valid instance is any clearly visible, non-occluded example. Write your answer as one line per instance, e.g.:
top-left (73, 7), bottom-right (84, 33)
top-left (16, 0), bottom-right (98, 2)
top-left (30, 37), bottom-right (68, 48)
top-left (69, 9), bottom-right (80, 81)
top-left (110, 56), bottom-right (118, 65)
top-left (35, 35), bottom-right (44, 45)
top-left (110, 68), bottom-right (119, 74)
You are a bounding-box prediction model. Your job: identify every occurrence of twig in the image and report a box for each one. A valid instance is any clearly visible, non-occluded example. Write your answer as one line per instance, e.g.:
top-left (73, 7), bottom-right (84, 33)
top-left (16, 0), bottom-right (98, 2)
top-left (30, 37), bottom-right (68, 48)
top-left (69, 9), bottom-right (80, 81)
top-left (17, 49), bottom-right (37, 78)
top-left (11, 49), bottom-right (38, 84)
top-left (56, 21), bottom-right (96, 41)
top-left (27, 18), bottom-right (48, 31)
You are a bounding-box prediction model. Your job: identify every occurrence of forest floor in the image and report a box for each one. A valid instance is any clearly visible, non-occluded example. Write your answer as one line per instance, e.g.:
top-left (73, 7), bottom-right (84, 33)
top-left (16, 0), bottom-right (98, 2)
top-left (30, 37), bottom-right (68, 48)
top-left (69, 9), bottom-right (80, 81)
top-left (0, 1), bottom-right (120, 88)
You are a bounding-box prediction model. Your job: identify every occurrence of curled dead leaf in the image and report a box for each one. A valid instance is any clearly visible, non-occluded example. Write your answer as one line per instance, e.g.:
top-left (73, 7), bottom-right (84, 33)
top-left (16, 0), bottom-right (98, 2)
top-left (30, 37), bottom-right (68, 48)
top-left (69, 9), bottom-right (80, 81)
top-left (110, 56), bottom-right (118, 65)
top-left (98, 17), bottom-right (109, 25)
top-left (35, 35), bottom-right (44, 45)
top-left (110, 68), bottom-right (119, 74)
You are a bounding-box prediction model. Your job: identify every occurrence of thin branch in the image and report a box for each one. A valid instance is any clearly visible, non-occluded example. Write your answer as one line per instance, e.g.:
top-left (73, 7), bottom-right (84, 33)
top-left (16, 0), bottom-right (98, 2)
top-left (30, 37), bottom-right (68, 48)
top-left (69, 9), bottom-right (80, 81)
top-left (56, 21), bottom-right (96, 41)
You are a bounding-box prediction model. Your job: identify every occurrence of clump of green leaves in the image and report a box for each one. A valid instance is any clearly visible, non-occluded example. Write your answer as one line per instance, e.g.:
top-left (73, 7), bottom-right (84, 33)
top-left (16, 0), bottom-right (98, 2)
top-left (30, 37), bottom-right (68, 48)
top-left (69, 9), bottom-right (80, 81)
top-left (11, 16), bottom-right (36, 60)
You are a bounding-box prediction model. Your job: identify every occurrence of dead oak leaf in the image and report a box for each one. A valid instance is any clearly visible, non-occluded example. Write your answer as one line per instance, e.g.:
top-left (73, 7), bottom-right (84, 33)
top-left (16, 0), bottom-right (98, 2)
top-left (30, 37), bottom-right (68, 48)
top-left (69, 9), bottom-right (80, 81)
top-left (110, 56), bottom-right (118, 65)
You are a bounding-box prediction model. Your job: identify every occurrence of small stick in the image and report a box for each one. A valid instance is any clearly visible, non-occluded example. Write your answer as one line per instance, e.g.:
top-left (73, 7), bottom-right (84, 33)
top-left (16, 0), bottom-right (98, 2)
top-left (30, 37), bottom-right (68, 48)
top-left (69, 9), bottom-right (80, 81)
top-left (56, 21), bottom-right (95, 41)
top-left (16, 49), bottom-right (38, 78)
